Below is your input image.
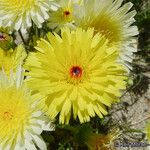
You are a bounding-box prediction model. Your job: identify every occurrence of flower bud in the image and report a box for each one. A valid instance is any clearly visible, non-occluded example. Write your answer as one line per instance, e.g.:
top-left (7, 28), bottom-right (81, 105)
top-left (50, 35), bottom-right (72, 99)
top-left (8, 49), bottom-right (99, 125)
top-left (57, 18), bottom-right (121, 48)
top-left (0, 32), bottom-right (14, 50)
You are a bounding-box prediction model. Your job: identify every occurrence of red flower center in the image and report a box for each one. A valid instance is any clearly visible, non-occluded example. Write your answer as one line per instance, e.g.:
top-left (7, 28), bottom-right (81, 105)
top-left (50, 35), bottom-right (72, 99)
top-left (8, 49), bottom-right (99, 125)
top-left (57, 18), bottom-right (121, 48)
top-left (70, 66), bottom-right (82, 79)
top-left (64, 10), bottom-right (71, 16)
top-left (0, 34), bottom-right (6, 41)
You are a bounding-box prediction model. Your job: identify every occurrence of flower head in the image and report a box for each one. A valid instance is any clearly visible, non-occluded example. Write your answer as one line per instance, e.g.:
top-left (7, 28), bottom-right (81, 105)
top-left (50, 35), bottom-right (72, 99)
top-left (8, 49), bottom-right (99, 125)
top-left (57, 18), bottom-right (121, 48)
top-left (0, 32), bottom-right (13, 50)
top-left (0, 0), bottom-right (52, 32)
top-left (0, 67), bottom-right (54, 150)
top-left (74, 0), bottom-right (138, 68)
top-left (48, 0), bottom-right (76, 31)
top-left (25, 28), bottom-right (127, 124)
top-left (0, 45), bottom-right (26, 76)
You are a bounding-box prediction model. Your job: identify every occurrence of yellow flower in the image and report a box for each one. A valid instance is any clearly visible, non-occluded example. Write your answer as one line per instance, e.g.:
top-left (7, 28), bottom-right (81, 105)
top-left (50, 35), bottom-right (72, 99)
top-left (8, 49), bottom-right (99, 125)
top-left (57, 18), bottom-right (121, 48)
top-left (0, 67), bottom-right (54, 150)
top-left (74, 0), bottom-right (138, 68)
top-left (25, 28), bottom-right (127, 124)
top-left (48, 0), bottom-right (76, 31)
top-left (0, 0), bottom-right (52, 32)
top-left (0, 45), bottom-right (26, 76)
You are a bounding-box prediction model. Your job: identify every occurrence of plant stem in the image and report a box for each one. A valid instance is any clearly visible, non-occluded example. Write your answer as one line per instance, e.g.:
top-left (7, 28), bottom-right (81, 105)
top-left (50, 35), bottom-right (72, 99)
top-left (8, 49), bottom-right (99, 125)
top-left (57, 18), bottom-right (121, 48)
top-left (18, 30), bottom-right (26, 45)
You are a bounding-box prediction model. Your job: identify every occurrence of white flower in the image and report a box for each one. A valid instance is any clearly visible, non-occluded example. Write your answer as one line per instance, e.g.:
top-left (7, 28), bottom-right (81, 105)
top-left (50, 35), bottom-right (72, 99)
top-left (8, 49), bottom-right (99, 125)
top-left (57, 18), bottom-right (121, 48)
top-left (48, 0), bottom-right (77, 31)
top-left (0, 67), bottom-right (54, 150)
top-left (0, 0), bottom-right (53, 33)
top-left (74, 0), bottom-right (139, 69)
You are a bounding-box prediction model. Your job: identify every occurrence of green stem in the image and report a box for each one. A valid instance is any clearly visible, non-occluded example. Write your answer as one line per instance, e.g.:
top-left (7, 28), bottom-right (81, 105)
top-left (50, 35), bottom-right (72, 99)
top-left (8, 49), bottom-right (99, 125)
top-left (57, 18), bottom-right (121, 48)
top-left (18, 30), bottom-right (26, 45)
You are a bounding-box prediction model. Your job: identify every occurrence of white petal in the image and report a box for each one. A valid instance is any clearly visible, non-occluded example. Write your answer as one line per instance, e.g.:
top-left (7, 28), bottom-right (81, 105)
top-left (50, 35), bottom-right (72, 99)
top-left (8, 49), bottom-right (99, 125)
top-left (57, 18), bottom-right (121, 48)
top-left (25, 140), bottom-right (37, 150)
top-left (15, 17), bottom-right (22, 31)
top-left (25, 131), bottom-right (33, 142)
top-left (32, 111), bottom-right (42, 117)
top-left (32, 135), bottom-right (47, 150)
top-left (42, 122), bottom-right (55, 131)
top-left (31, 124), bottom-right (43, 134)
top-left (36, 12), bottom-right (45, 23)
top-left (14, 143), bottom-right (25, 150)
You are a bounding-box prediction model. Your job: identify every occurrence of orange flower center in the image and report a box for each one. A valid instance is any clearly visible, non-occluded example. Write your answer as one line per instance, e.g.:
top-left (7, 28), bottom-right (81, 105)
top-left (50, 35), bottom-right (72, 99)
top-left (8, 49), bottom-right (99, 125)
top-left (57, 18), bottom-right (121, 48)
top-left (3, 111), bottom-right (13, 120)
top-left (70, 66), bottom-right (82, 79)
